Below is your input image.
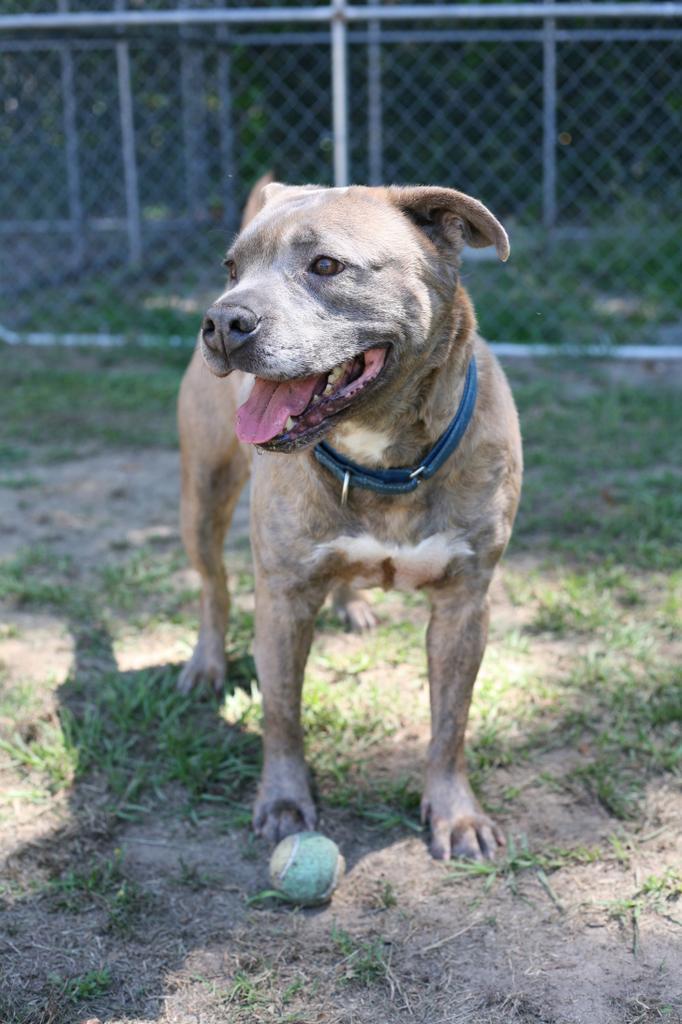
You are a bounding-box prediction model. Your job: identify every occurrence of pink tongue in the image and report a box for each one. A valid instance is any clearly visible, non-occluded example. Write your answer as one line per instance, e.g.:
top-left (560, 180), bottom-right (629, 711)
top-left (236, 373), bottom-right (326, 444)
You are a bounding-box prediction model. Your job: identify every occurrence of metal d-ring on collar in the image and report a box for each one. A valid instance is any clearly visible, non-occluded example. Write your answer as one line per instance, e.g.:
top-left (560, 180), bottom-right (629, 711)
top-left (314, 357), bottom-right (478, 503)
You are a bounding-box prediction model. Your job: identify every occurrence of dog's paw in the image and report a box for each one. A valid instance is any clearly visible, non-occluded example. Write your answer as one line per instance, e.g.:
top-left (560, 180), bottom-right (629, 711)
top-left (254, 765), bottom-right (317, 844)
top-left (421, 777), bottom-right (505, 862)
top-left (177, 641), bottom-right (226, 695)
top-left (254, 797), bottom-right (317, 844)
top-left (342, 597), bottom-right (378, 633)
top-left (425, 810), bottom-right (504, 862)
top-left (332, 586), bottom-right (377, 633)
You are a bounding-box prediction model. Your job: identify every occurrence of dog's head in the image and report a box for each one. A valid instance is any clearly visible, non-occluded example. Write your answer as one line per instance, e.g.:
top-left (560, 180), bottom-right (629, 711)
top-left (200, 182), bottom-right (508, 451)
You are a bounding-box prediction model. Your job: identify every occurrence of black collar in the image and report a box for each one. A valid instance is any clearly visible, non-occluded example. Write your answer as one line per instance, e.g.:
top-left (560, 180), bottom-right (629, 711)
top-left (313, 357), bottom-right (478, 503)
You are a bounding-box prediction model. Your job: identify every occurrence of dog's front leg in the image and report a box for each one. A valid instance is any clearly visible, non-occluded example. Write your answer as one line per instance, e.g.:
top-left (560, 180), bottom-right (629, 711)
top-left (422, 578), bottom-right (505, 861)
top-left (252, 569), bottom-right (327, 843)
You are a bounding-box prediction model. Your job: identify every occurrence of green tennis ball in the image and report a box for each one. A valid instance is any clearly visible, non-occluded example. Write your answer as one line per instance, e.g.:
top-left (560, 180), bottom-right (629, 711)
top-left (269, 831), bottom-right (345, 906)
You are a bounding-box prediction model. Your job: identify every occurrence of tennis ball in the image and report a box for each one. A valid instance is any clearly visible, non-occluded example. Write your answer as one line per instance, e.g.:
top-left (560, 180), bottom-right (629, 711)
top-left (269, 831), bottom-right (345, 906)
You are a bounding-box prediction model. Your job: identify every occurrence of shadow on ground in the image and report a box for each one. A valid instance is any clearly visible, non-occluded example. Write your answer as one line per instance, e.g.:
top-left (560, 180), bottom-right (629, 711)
top-left (2, 588), bottom-right (680, 1024)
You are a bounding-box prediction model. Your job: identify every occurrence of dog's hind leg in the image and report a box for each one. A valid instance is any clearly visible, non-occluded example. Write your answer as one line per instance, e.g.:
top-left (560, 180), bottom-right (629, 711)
top-left (177, 349), bottom-right (250, 694)
top-left (331, 583), bottom-right (377, 633)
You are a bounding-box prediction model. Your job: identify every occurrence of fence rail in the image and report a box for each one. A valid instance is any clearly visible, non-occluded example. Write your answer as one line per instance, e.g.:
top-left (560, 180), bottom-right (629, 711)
top-left (1, 2), bottom-right (680, 347)
top-left (2, 3), bottom-right (682, 29)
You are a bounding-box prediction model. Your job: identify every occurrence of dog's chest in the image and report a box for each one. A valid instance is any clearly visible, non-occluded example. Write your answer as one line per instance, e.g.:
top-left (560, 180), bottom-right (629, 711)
top-left (312, 532), bottom-right (472, 590)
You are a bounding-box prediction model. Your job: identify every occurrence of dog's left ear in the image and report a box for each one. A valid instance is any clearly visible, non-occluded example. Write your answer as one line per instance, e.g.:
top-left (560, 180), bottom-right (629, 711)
top-left (241, 171), bottom-right (275, 229)
top-left (388, 185), bottom-right (509, 261)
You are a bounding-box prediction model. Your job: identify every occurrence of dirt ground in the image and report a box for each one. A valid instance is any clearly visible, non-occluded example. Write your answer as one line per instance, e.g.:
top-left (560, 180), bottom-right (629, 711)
top-left (0, 355), bottom-right (680, 1024)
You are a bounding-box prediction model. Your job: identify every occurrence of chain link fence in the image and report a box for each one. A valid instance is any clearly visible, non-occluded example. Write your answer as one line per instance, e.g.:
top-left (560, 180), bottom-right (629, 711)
top-left (1, 2), bottom-right (681, 347)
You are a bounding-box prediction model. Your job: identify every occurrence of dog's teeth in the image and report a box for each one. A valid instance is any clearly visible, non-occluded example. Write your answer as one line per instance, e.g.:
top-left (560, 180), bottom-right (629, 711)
top-left (324, 382), bottom-right (334, 395)
top-left (328, 365), bottom-right (344, 385)
top-left (285, 416), bottom-right (294, 430)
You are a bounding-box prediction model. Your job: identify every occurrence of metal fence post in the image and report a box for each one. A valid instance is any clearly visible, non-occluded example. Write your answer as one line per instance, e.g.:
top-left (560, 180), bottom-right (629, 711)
top-left (180, 0), bottom-right (208, 222)
top-left (542, 0), bottom-right (557, 233)
top-left (114, 0), bottom-right (142, 266)
top-left (57, 0), bottom-right (84, 271)
top-left (367, 14), bottom-right (383, 185)
top-left (331, 0), bottom-right (349, 186)
top-left (216, 0), bottom-right (236, 230)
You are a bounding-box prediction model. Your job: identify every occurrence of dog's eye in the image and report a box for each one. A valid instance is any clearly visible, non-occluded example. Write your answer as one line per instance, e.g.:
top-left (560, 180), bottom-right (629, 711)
top-left (223, 258), bottom-right (237, 282)
top-left (310, 255), bottom-right (344, 277)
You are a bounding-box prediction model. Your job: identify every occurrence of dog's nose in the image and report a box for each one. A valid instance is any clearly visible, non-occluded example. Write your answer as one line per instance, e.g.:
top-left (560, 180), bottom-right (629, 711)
top-left (201, 303), bottom-right (261, 357)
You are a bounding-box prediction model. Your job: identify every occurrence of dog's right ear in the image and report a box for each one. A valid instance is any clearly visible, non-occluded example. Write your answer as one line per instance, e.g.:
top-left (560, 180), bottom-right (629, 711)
top-left (240, 171), bottom-right (275, 230)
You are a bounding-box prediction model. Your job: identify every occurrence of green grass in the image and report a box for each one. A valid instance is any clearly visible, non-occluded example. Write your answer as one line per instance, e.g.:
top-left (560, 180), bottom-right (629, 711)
top-left (0, 677), bottom-right (40, 722)
top-left (220, 963), bottom-right (312, 1023)
top-left (0, 475), bottom-right (40, 490)
top-left (49, 851), bottom-right (126, 907)
top-left (567, 695), bottom-right (681, 819)
top-left (49, 967), bottom-right (112, 1003)
top-left (0, 443), bottom-right (30, 467)
top-left (2, 257), bottom-right (213, 338)
top-left (99, 546), bottom-right (196, 628)
top-left (60, 668), bottom-right (261, 817)
top-left (468, 217), bottom-right (680, 346)
top-left (0, 344), bottom-right (185, 454)
top-left (446, 836), bottom-right (682, 941)
top-left (512, 366), bottom-right (682, 568)
top-left (332, 927), bottom-right (390, 986)
top-left (602, 868), bottom-right (682, 954)
top-left (0, 546), bottom-right (72, 607)
top-left (1, 543), bottom-right (678, 833)
top-left (0, 722), bottom-right (79, 794)
top-left (447, 833), bottom-right (603, 903)
top-left (48, 850), bottom-right (153, 935)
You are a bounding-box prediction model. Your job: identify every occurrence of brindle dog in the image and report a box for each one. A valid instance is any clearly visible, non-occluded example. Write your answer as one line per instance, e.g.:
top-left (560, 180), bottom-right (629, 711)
top-left (177, 179), bottom-right (522, 861)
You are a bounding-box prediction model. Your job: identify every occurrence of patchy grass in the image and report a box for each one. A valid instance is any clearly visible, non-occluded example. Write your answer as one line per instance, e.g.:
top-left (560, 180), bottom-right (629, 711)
top-left (513, 365), bottom-right (682, 569)
top-left (53, 967), bottom-right (112, 1002)
top-left (469, 217), bottom-right (680, 347)
top-left (221, 962), bottom-right (317, 1024)
top-left (0, 474), bottom-right (41, 490)
top-left (57, 668), bottom-right (261, 818)
top-left (446, 832), bottom-right (603, 905)
top-left (49, 850), bottom-right (153, 935)
top-left (0, 546), bottom-right (72, 608)
top-left (0, 343), bottom-right (183, 455)
top-left (0, 351), bottom-right (680, 1022)
top-left (0, 442), bottom-right (30, 467)
top-left (332, 927), bottom-right (390, 986)
top-left (99, 546), bottom-right (196, 628)
top-left (603, 868), bottom-right (682, 954)
top-left (0, 720), bottom-right (79, 794)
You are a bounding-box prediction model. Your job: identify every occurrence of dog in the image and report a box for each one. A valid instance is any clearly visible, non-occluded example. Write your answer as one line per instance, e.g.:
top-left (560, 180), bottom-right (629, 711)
top-left (177, 178), bottom-right (522, 861)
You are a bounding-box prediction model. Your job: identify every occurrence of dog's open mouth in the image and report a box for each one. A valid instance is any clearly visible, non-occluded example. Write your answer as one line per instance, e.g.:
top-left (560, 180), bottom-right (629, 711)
top-left (236, 346), bottom-right (389, 448)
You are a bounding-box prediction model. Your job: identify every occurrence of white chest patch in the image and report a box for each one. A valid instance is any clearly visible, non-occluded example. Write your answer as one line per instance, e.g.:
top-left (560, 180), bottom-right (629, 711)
top-left (312, 532), bottom-right (473, 590)
top-left (333, 425), bottom-right (392, 465)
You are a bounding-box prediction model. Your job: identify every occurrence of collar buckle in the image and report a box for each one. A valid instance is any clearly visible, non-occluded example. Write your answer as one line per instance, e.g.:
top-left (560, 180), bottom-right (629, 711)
top-left (409, 465), bottom-right (426, 481)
